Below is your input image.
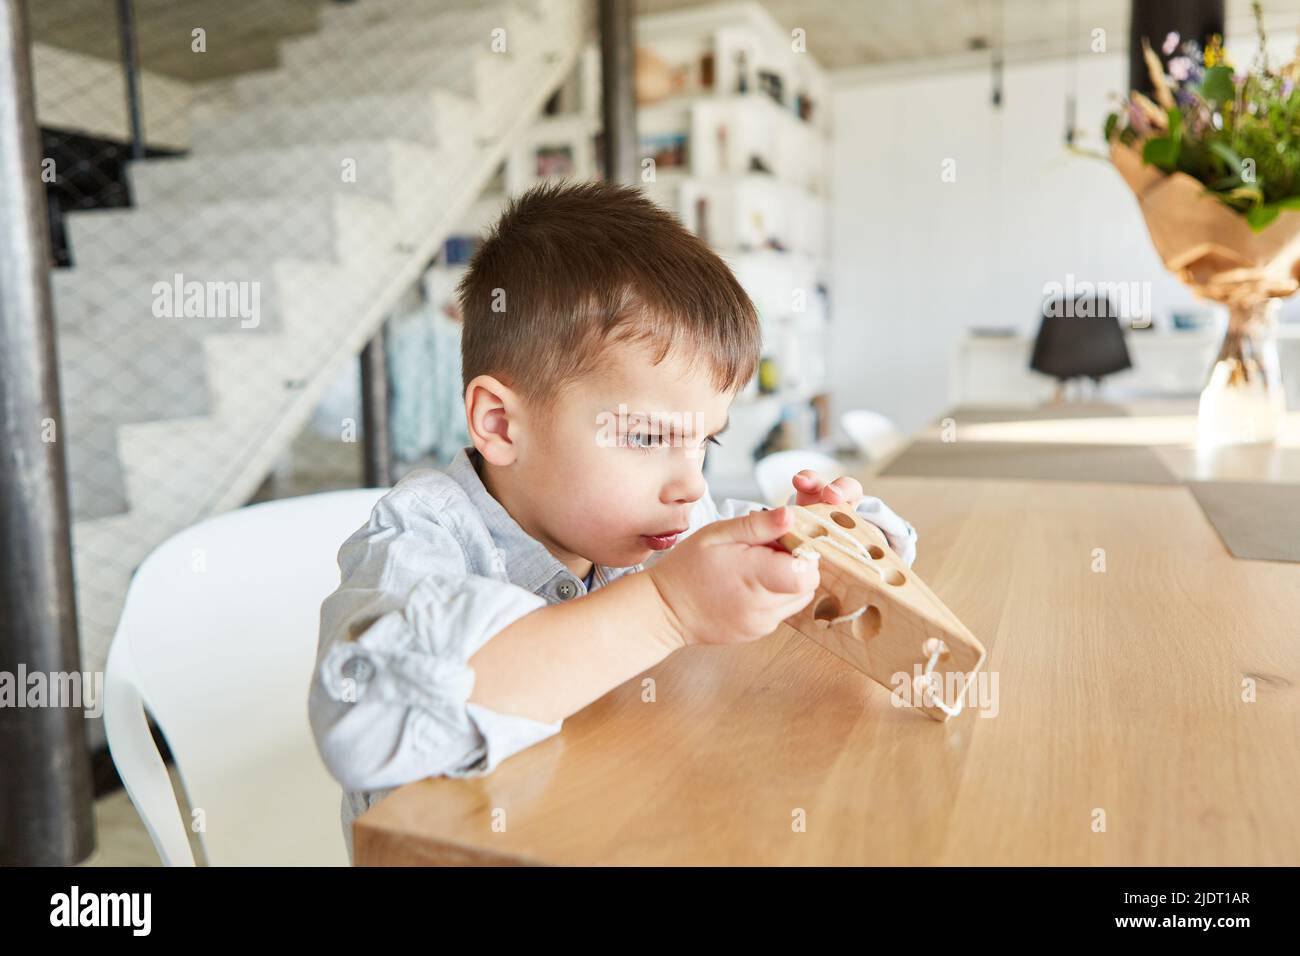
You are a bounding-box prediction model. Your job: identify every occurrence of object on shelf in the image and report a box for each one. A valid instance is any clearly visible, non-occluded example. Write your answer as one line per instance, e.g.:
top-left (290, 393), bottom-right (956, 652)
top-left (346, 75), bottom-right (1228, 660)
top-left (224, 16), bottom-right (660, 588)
top-left (757, 69), bottom-right (783, 105)
top-left (635, 46), bottom-right (674, 105)
top-left (640, 131), bottom-right (688, 169)
top-left (747, 154), bottom-right (773, 174)
top-left (1171, 309), bottom-right (1213, 331)
top-left (695, 196), bottom-right (709, 243)
top-left (535, 144), bottom-right (574, 178)
top-left (670, 63), bottom-right (692, 96)
top-left (442, 235), bottom-right (478, 265)
top-left (794, 91), bottom-right (814, 122)
top-left (700, 50), bottom-right (715, 90)
top-left (777, 503), bottom-right (986, 722)
top-left (811, 392), bottom-right (831, 443)
top-left (735, 49), bottom-right (748, 94)
top-left (717, 123), bottom-right (728, 172)
top-left (757, 354), bottom-right (779, 394)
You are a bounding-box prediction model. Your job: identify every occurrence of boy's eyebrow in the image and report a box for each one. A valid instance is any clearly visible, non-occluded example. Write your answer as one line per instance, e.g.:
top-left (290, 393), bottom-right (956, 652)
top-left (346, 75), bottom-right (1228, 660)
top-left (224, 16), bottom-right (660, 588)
top-left (641, 411), bottom-right (730, 435)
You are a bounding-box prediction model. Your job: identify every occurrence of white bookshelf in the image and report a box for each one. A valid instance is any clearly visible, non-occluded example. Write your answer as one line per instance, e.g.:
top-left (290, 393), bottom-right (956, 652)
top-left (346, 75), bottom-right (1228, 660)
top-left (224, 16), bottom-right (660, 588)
top-left (636, 1), bottom-right (835, 496)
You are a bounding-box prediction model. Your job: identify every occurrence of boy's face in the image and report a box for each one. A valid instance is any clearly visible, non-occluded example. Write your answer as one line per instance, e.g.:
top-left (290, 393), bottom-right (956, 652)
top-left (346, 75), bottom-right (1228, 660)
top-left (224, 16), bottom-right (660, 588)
top-left (507, 337), bottom-right (734, 571)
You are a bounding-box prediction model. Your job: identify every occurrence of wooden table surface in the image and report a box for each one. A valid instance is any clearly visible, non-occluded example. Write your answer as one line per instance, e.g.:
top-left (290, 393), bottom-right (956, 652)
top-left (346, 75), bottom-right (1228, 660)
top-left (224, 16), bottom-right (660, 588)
top-left (354, 472), bottom-right (1300, 865)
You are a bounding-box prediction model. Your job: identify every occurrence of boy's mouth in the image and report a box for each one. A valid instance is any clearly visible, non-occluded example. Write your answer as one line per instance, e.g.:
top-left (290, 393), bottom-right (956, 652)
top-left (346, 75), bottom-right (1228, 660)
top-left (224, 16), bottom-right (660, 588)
top-left (641, 528), bottom-right (687, 551)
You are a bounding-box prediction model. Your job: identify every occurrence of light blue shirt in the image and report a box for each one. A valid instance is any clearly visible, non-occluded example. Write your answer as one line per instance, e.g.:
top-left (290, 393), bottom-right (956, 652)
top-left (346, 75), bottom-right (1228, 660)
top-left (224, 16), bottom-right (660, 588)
top-left (308, 446), bottom-right (917, 863)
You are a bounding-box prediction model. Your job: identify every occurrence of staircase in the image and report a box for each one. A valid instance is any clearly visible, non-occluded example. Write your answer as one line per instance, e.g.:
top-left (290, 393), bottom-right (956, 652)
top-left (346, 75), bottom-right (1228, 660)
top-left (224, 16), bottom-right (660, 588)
top-left (52, 0), bottom-right (585, 698)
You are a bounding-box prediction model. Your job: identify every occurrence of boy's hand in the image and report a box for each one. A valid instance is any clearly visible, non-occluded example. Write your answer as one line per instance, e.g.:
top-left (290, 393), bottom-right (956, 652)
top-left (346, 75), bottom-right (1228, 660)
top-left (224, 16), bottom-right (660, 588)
top-left (646, 506), bottom-right (819, 647)
top-left (792, 469), bottom-right (863, 507)
top-left (789, 469), bottom-right (918, 568)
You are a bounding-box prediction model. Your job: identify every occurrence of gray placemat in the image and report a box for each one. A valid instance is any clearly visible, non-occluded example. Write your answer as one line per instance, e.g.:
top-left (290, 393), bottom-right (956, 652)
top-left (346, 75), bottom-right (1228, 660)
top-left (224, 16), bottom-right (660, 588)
top-left (879, 440), bottom-right (1180, 485)
top-left (1188, 482), bottom-right (1300, 562)
top-left (938, 403), bottom-right (1135, 425)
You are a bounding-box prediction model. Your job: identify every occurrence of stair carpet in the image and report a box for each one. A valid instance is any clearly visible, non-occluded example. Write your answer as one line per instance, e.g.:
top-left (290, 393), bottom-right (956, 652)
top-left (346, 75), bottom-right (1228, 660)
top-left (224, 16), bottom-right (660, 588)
top-left (55, 0), bottom-right (584, 708)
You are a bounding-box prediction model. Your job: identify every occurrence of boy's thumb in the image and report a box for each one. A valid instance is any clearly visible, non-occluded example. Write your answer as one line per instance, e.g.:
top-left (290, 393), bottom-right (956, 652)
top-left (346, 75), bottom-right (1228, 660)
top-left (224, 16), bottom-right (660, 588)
top-left (714, 506), bottom-right (795, 547)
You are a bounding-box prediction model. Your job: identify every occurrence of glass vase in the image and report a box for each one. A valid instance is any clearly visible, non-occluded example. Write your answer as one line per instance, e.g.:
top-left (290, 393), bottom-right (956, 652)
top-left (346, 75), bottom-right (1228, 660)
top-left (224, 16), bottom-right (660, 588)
top-left (1196, 299), bottom-right (1285, 448)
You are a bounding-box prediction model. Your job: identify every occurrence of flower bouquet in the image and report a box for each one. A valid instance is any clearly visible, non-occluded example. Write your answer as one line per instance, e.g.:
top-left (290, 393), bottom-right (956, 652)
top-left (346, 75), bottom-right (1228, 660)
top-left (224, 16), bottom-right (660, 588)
top-left (1105, 5), bottom-right (1300, 446)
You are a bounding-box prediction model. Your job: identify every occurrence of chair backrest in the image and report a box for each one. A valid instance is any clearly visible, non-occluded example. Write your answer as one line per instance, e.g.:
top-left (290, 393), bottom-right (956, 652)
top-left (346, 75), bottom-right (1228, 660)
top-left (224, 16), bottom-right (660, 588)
top-left (841, 409), bottom-right (903, 462)
top-left (1030, 293), bottom-right (1133, 381)
top-left (754, 448), bottom-right (842, 506)
top-left (104, 488), bottom-right (385, 865)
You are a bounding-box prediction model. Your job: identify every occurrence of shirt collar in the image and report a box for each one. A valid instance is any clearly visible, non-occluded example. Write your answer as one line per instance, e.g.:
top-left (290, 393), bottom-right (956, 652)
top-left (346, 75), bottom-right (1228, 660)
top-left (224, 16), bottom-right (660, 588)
top-left (443, 447), bottom-right (635, 594)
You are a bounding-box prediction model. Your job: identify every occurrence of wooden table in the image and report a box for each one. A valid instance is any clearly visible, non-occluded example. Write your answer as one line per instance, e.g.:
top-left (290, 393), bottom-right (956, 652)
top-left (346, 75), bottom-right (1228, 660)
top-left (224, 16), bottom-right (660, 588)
top-left (354, 472), bottom-right (1300, 865)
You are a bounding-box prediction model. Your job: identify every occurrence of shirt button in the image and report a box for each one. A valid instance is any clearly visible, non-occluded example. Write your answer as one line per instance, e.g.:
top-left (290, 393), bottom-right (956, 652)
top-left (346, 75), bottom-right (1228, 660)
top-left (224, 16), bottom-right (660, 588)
top-left (555, 580), bottom-right (577, 601)
top-left (340, 655), bottom-right (374, 684)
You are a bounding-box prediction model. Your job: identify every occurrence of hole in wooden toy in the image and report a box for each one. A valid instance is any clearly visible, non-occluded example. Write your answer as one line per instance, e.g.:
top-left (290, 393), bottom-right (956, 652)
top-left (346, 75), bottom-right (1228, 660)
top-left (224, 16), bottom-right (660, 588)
top-left (852, 605), bottom-right (882, 641)
top-left (830, 511), bottom-right (856, 529)
top-left (867, 544), bottom-right (885, 559)
top-left (813, 596), bottom-right (840, 624)
top-left (883, 568), bottom-right (905, 586)
top-left (922, 638), bottom-right (950, 660)
top-left (807, 526), bottom-right (828, 539)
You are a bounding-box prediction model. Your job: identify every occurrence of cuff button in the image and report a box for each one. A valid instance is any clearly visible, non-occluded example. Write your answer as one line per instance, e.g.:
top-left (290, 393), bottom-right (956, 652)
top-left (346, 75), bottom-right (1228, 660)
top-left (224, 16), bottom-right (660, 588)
top-left (340, 655), bottom-right (375, 684)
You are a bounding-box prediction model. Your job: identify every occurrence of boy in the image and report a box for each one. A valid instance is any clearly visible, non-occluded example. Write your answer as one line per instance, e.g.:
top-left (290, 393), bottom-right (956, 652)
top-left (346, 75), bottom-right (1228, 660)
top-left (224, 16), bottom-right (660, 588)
top-left (308, 181), bottom-right (916, 862)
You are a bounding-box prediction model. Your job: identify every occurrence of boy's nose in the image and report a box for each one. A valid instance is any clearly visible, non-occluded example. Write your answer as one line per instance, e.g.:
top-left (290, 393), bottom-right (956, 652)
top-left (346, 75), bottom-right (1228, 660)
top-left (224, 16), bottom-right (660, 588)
top-left (661, 464), bottom-right (705, 506)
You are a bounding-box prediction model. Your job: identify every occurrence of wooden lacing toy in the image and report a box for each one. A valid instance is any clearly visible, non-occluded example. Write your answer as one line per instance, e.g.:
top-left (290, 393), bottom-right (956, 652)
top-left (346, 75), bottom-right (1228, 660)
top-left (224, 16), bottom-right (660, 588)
top-left (775, 503), bottom-right (986, 721)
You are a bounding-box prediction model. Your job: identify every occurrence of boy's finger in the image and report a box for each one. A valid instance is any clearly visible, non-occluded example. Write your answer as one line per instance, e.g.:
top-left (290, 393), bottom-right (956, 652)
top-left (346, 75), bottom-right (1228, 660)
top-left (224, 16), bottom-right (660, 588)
top-left (825, 476), bottom-right (862, 503)
top-left (793, 470), bottom-right (826, 506)
top-left (792, 469), bottom-right (826, 494)
top-left (745, 543), bottom-right (821, 594)
top-left (771, 588), bottom-right (818, 622)
top-left (713, 505), bottom-right (794, 545)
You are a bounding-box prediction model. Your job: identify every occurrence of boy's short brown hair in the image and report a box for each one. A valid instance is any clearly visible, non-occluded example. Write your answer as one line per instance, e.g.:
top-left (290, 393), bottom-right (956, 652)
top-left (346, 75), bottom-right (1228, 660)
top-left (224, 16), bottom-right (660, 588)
top-left (457, 180), bottom-right (761, 409)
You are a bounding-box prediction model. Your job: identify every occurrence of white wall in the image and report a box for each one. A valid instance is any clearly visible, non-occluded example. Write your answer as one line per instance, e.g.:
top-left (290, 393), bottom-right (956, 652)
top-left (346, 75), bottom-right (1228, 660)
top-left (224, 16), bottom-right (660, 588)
top-left (829, 50), bottom-right (1205, 435)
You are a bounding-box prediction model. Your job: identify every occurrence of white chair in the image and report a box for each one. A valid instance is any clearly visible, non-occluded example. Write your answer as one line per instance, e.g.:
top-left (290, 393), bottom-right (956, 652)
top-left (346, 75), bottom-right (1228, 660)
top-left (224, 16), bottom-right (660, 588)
top-left (841, 409), bottom-right (904, 463)
top-left (754, 448), bottom-right (843, 506)
top-left (104, 488), bottom-right (386, 866)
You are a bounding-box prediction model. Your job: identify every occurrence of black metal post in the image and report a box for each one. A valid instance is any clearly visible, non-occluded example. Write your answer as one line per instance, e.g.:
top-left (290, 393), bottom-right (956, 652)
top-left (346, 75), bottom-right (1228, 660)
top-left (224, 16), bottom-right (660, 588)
top-left (599, 0), bottom-right (637, 185)
top-left (0, 0), bottom-right (95, 866)
top-left (116, 0), bottom-right (145, 162)
top-left (360, 325), bottom-right (392, 487)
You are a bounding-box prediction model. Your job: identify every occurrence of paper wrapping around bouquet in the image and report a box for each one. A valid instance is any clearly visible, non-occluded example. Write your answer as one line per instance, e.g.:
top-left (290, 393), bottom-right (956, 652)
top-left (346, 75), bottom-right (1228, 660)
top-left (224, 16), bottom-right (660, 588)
top-left (1111, 143), bottom-right (1300, 306)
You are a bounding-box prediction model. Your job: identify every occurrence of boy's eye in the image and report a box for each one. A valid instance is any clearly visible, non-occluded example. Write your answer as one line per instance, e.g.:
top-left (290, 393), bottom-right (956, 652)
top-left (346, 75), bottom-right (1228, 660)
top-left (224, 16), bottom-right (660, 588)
top-left (623, 428), bottom-right (721, 452)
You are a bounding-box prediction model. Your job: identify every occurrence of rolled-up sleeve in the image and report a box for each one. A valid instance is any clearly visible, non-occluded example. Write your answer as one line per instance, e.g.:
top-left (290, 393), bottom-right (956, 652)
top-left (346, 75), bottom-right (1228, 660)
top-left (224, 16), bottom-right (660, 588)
top-left (308, 488), bottom-right (561, 792)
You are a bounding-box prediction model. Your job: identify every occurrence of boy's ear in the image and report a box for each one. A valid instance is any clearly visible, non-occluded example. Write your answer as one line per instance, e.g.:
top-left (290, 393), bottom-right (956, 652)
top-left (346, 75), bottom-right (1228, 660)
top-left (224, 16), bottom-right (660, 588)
top-left (465, 374), bottom-right (519, 466)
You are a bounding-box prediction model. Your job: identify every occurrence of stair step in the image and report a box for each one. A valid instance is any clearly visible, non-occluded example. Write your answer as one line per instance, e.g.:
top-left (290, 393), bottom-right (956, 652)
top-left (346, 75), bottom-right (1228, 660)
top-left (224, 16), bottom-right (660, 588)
top-left (321, 0), bottom-right (541, 32)
top-left (189, 88), bottom-right (473, 153)
top-left (63, 195), bottom-right (399, 267)
top-left (283, 1), bottom-right (528, 71)
top-left (49, 259), bottom-right (349, 337)
top-left (128, 139), bottom-right (450, 207)
top-left (58, 326), bottom-right (211, 447)
top-left (230, 43), bottom-right (491, 107)
top-left (64, 416), bottom-right (127, 522)
top-left (231, 41), bottom-right (480, 103)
